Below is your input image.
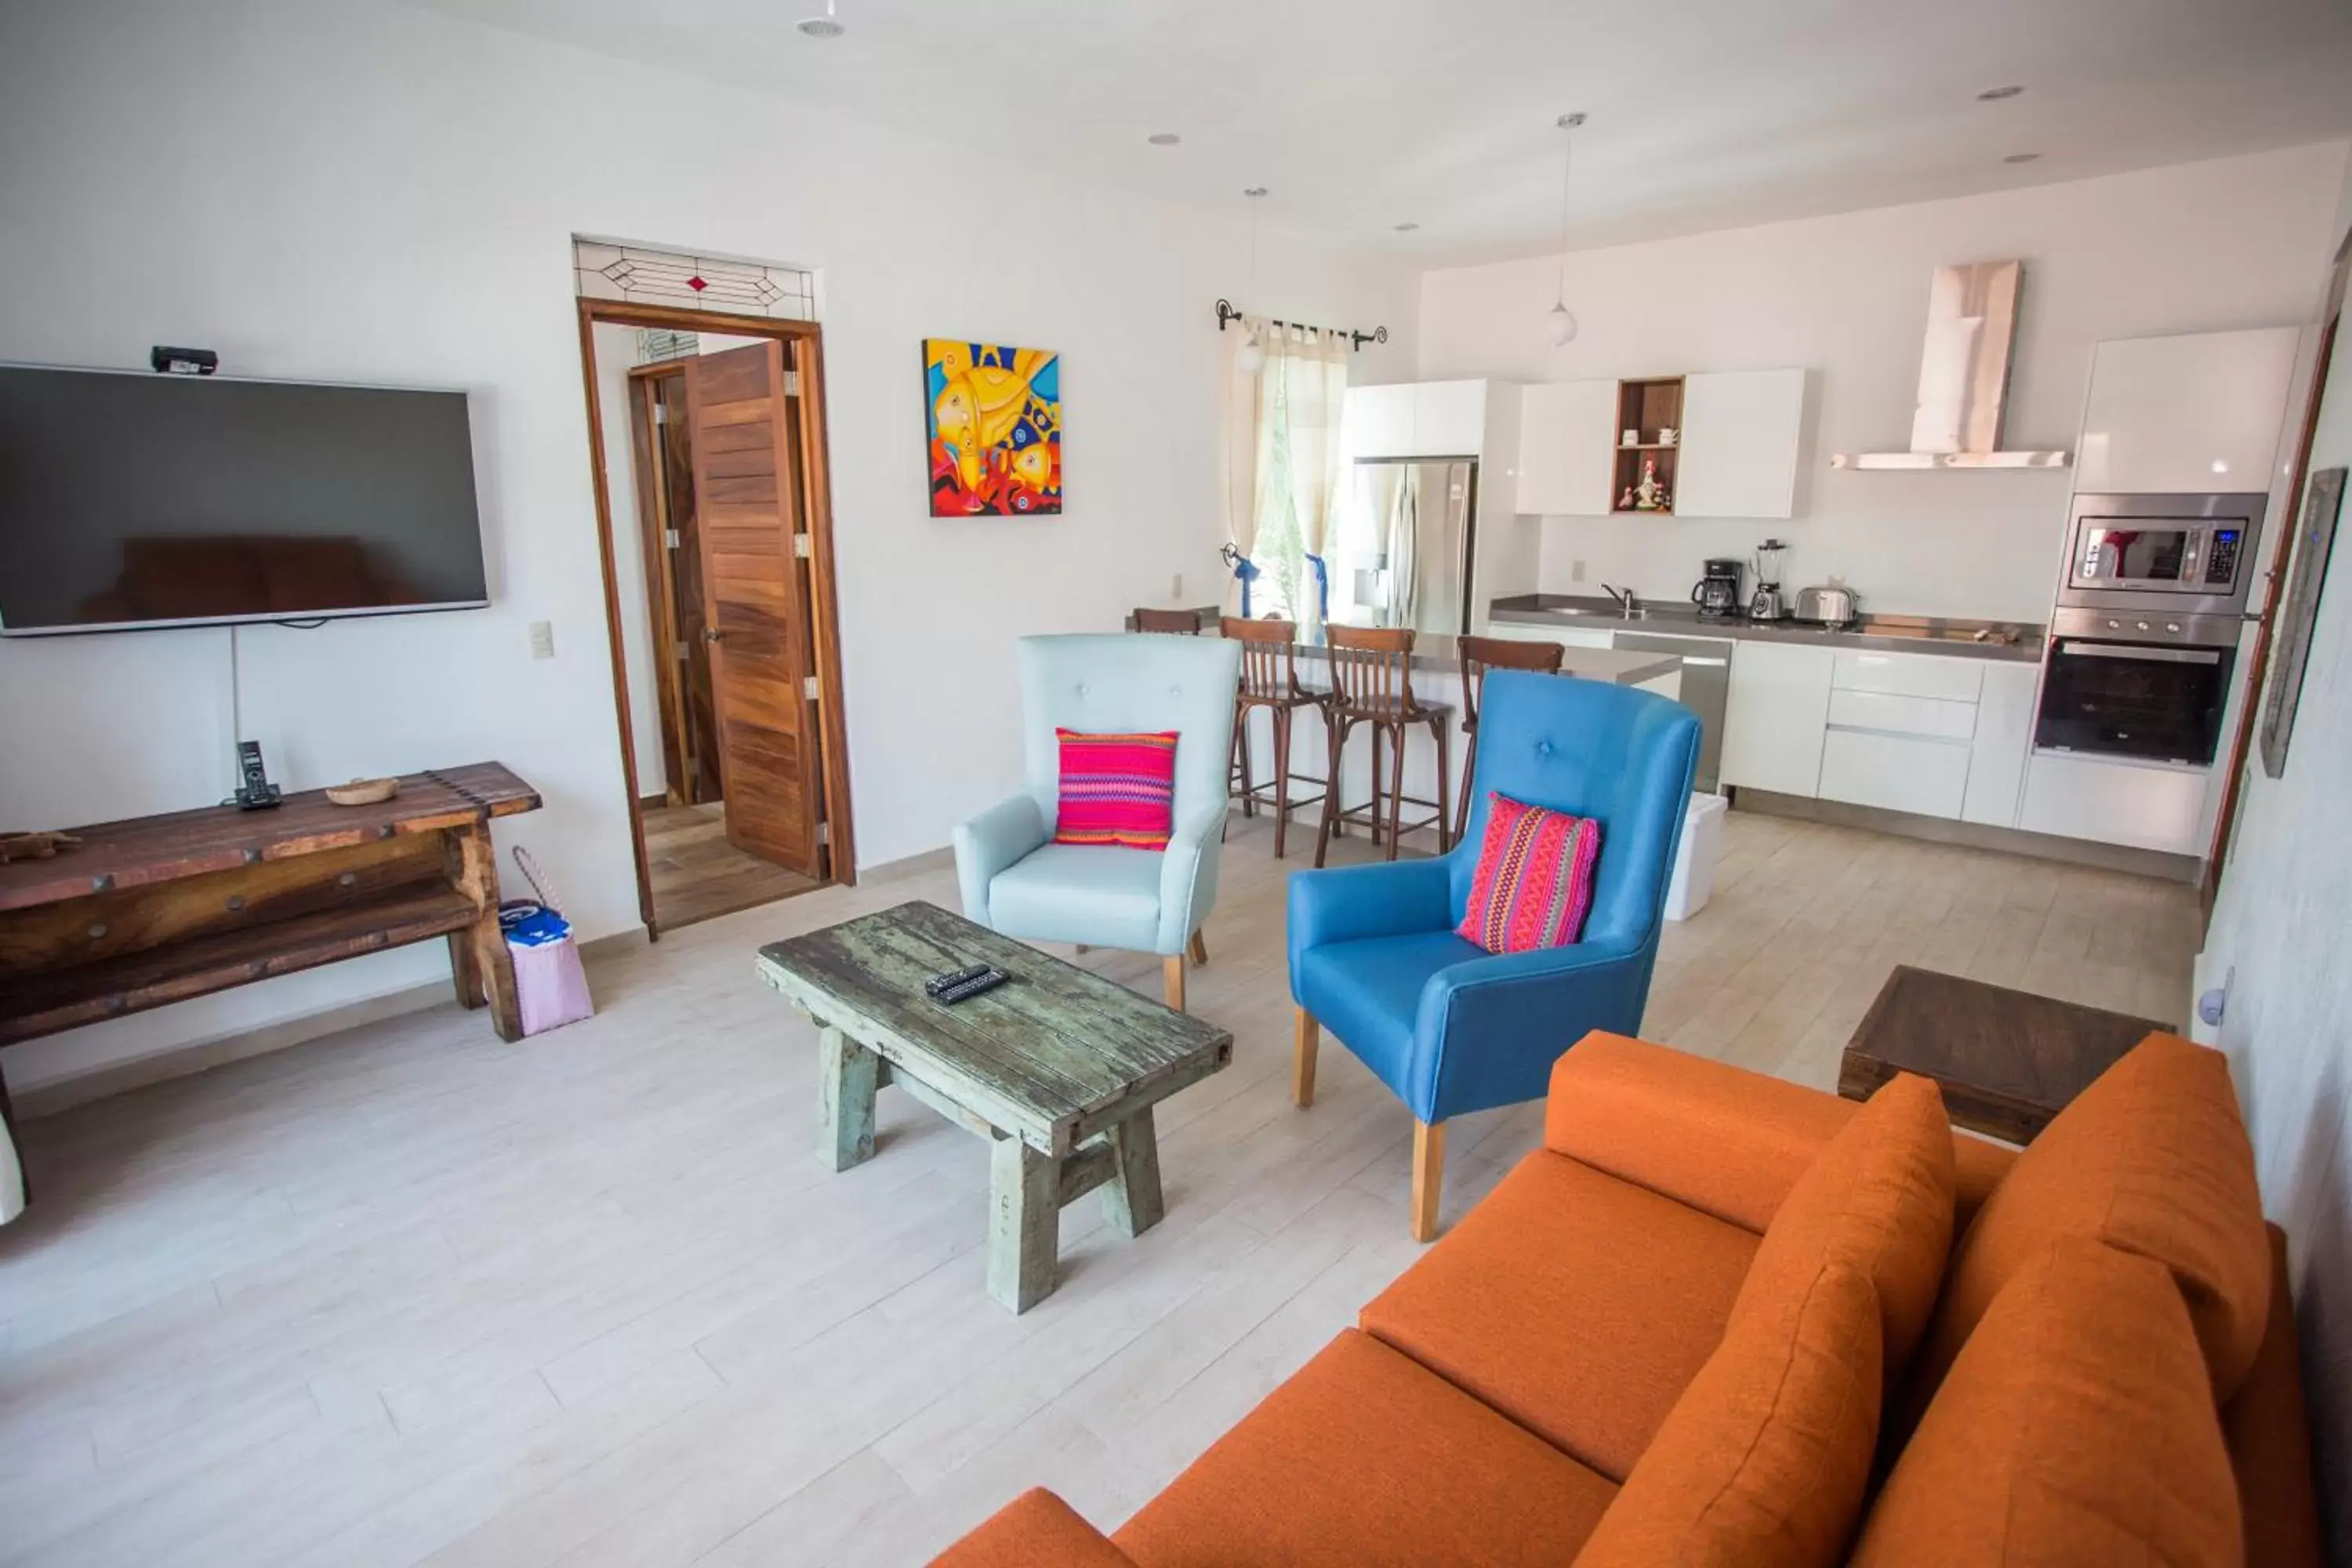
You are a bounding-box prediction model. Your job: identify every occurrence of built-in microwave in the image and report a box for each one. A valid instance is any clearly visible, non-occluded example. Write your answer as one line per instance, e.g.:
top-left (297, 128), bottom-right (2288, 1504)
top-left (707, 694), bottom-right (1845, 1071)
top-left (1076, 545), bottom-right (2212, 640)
top-left (2059, 492), bottom-right (2266, 619)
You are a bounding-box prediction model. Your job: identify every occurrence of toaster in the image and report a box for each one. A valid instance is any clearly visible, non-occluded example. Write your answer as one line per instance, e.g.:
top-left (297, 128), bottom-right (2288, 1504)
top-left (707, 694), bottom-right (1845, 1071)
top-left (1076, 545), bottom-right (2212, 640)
top-left (1794, 585), bottom-right (1859, 626)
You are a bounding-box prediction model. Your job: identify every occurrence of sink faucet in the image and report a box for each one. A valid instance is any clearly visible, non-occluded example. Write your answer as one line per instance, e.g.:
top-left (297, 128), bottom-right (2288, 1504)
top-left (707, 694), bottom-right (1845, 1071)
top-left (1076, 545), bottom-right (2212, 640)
top-left (1600, 583), bottom-right (1641, 616)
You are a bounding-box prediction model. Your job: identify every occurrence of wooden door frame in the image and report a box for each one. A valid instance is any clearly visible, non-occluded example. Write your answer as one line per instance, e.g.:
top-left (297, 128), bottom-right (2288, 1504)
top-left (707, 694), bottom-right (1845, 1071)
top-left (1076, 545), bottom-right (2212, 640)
top-left (573, 298), bottom-right (858, 939)
top-left (624, 362), bottom-right (696, 809)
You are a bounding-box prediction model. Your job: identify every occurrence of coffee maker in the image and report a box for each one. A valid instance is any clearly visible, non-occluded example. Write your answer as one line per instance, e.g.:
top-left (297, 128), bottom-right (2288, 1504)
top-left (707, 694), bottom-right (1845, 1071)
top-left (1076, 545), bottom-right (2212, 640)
top-left (1692, 558), bottom-right (1743, 618)
top-left (1750, 539), bottom-right (1791, 621)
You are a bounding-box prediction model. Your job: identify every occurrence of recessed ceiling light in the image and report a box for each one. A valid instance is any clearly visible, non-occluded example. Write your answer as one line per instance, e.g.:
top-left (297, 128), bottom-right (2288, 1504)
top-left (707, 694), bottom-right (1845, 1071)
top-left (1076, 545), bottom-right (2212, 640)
top-left (1243, 186), bottom-right (1269, 198)
top-left (1393, 222), bottom-right (1421, 232)
top-left (2004, 152), bottom-right (2042, 163)
top-left (1147, 132), bottom-right (1181, 147)
top-left (1977, 85), bottom-right (2024, 100)
top-left (797, 16), bottom-right (844, 38)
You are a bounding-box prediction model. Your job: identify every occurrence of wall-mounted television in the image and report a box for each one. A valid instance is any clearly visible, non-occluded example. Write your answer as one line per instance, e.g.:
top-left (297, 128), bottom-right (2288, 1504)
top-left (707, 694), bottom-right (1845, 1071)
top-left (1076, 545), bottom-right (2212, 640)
top-left (0, 364), bottom-right (489, 635)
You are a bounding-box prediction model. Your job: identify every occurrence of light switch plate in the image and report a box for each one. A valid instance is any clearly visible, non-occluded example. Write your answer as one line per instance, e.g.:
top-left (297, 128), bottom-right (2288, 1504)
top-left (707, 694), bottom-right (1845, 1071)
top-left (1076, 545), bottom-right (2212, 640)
top-left (528, 620), bottom-right (555, 659)
top-left (1171, 572), bottom-right (1184, 601)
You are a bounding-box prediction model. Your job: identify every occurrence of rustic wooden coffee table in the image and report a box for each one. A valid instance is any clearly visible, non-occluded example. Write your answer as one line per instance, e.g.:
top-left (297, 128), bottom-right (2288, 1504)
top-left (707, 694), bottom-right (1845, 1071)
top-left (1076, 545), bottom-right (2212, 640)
top-left (1840, 964), bottom-right (2174, 1144)
top-left (755, 900), bottom-right (1233, 1312)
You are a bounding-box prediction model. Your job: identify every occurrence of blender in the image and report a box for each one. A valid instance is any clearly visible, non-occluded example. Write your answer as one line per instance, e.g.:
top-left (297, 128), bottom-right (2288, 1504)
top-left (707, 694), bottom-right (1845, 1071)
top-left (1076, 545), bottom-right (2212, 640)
top-left (1750, 539), bottom-right (1790, 621)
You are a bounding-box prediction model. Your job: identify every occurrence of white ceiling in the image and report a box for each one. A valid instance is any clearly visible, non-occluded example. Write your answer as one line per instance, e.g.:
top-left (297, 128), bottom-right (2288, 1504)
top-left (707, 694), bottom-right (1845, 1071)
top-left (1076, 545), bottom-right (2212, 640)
top-left (414, 0), bottom-right (2352, 265)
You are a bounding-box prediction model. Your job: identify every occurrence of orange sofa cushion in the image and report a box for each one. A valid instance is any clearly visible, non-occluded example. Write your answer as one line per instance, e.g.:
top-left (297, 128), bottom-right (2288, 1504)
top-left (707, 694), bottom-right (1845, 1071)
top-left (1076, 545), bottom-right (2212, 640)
top-left (1850, 1238), bottom-right (2241, 1566)
top-left (1573, 1261), bottom-right (1882, 1568)
top-left (930, 1489), bottom-right (1137, 1568)
top-left (2221, 1225), bottom-right (2326, 1568)
top-left (1904, 1033), bottom-right (2270, 1418)
top-left (1733, 1072), bottom-right (1954, 1378)
top-left (1359, 1149), bottom-right (1759, 1481)
top-left (1112, 1329), bottom-right (1617, 1568)
top-left (1544, 1033), bottom-right (2013, 1236)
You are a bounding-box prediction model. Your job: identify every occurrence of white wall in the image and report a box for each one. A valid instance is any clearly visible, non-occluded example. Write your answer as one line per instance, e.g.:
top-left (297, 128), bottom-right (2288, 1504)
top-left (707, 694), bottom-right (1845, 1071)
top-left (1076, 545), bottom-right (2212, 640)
top-left (2200, 164), bottom-right (2352, 1553)
top-left (1419, 143), bottom-right (2349, 622)
top-left (0, 0), bottom-right (1415, 1095)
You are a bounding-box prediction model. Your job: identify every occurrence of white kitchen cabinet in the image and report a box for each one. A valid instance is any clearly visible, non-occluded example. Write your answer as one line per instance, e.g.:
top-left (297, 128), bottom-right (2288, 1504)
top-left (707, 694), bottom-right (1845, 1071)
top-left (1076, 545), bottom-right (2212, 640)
top-left (1721, 641), bottom-right (1834, 797)
top-left (1413, 381), bottom-right (1489, 457)
top-left (1825, 688), bottom-right (1978, 741)
top-left (2019, 752), bottom-right (2208, 855)
top-left (1479, 619), bottom-right (1617, 652)
top-left (1344, 384), bottom-right (1417, 459)
top-left (1515, 379), bottom-right (1617, 516)
top-left (1820, 731), bottom-right (1973, 818)
top-left (1675, 368), bottom-right (1807, 519)
top-left (1831, 649), bottom-right (1984, 703)
top-left (1962, 662), bottom-right (2039, 827)
top-left (2075, 328), bottom-right (2299, 494)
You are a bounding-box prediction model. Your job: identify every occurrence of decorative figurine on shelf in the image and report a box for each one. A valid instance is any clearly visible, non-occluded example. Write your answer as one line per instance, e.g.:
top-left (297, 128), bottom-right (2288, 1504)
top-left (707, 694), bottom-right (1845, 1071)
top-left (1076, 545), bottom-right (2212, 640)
top-left (1634, 457), bottom-right (1666, 511)
top-left (1617, 484), bottom-right (1636, 510)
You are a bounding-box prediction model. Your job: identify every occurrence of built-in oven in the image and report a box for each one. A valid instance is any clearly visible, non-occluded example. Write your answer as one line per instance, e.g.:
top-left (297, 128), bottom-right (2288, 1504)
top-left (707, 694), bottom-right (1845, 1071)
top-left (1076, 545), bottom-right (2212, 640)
top-left (2034, 609), bottom-right (2237, 765)
top-left (2059, 492), bottom-right (2266, 619)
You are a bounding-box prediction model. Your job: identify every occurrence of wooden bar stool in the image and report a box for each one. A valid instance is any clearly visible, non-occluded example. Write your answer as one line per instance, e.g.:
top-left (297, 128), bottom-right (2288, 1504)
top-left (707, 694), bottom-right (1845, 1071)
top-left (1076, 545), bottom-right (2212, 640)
top-left (1314, 626), bottom-right (1453, 867)
top-left (1454, 635), bottom-right (1566, 843)
top-left (1132, 607), bottom-right (1251, 806)
top-left (1221, 617), bottom-right (1328, 858)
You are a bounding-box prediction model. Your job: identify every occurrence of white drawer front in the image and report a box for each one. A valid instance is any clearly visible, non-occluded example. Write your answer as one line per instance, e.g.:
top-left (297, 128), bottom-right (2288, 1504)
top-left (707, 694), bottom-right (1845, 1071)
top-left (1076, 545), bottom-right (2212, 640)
top-left (1818, 730), bottom-right (1971, 818)
top-left (1831, 650), bottom-right (1985, 703)
top-left (1826, 688), bottom-right (1979, 741)
top-left (2018, 753), bottom-right (2208, 854)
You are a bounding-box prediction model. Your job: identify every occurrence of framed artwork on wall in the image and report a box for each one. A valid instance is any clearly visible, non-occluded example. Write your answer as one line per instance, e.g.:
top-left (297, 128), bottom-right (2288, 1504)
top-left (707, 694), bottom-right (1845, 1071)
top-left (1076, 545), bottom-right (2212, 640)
top-left (2259, 464), bottom-right (2345, 779)
top-left (924, 340), bottom-right (1062, 516)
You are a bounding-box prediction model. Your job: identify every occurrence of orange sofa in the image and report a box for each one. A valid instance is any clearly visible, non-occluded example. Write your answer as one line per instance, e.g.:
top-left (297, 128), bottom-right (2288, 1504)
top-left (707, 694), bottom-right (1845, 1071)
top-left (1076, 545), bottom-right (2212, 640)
top-left (934, 1031), bottom-right (2325, 1567)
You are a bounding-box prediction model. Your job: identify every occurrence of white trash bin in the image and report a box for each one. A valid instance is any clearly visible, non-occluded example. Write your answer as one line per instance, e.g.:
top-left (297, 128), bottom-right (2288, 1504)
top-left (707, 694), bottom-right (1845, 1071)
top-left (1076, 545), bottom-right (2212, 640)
top-left (1664, 792), bottom-right (1729, 922)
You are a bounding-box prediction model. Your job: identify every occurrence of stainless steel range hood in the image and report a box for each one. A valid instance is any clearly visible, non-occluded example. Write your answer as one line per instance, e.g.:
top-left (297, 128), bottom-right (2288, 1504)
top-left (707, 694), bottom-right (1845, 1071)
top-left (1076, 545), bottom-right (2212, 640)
top-left (1832, 260), bottom-right (2071, 471)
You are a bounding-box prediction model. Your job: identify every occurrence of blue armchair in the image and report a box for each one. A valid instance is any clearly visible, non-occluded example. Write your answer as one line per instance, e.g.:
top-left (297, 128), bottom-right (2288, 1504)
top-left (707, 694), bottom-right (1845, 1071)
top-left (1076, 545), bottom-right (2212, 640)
top-left (1287, 668), bottom-right (1700, 1238)
top-left (955, 633), bottom-right (1242, 1011)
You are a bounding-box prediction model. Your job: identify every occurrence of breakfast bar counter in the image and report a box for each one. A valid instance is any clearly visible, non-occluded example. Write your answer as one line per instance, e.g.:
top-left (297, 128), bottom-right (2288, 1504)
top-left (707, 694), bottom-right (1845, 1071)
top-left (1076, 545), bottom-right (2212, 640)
top-left (1127, 608), bottom-right (1683, 688)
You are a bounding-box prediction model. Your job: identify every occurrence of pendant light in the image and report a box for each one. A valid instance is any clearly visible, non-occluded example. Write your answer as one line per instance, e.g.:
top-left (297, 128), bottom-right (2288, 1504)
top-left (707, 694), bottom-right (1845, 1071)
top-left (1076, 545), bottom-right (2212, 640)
top-left (1235, 188), bottom-right (1269, 375)
top-left (1544, 113), bottom-right (1585, 348)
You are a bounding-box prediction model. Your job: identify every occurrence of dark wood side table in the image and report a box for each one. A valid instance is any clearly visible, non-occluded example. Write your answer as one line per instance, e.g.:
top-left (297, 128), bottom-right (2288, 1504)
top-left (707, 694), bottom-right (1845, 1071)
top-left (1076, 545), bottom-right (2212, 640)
top-left (1840, 964), bottom-right (2175, 1144)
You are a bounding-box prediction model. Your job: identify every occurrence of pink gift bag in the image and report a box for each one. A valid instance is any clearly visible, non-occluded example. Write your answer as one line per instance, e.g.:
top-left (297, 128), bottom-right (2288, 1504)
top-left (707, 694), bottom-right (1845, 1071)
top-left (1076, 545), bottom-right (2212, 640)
top-left (499, 848), bottom-right (594, 1036)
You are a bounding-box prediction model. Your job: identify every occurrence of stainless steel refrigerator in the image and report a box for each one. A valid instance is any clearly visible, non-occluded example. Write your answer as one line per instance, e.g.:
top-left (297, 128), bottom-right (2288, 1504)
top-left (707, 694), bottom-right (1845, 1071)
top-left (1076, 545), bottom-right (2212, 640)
top-left (1328, 459), bottom-right (1478, 637)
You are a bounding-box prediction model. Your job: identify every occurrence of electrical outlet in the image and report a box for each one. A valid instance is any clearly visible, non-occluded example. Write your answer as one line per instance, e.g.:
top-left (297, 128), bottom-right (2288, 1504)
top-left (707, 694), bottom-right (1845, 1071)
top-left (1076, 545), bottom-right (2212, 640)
top-left (1171, 572), bottom-right (1184, 601)
top-left (1571, 559), bottom-right (1588, 583)
top-left (528, 620), bottom-right (555, 659)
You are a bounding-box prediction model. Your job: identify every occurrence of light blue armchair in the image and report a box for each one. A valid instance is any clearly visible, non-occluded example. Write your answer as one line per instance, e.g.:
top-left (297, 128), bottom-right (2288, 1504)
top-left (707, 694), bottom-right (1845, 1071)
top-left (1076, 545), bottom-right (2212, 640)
top-left (955, 633), bottom-right (1243, 1011)
top-left (1288, 669), bottom-right (1700, 1238)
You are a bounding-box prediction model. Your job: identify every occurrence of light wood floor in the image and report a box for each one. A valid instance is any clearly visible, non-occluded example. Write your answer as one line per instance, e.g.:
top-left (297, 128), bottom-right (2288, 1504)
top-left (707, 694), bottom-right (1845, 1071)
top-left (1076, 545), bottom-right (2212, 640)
top-left (644, 801), bottom-right (821, 934)
top-left (0, 808), bottom-right (2195, 1566)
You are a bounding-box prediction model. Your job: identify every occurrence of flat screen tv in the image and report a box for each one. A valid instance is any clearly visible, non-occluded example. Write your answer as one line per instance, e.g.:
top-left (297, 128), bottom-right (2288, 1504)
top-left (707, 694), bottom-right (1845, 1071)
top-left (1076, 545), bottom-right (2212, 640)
top-left (0, 364), bottom-right (488, 635)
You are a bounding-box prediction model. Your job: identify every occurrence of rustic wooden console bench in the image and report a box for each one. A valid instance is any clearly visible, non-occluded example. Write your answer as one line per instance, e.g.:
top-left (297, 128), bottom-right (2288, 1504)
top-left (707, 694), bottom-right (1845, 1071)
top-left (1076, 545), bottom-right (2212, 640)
top-left (0, 764), bottom-right (543, 1105)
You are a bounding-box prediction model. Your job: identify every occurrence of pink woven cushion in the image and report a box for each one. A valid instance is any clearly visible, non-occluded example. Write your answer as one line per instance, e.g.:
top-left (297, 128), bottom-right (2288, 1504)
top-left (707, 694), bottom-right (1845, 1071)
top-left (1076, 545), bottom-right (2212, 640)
top-left (1053, 729), bottom-right (1179, 851)
top-left (1456, 792), bottom-right (1603, 954)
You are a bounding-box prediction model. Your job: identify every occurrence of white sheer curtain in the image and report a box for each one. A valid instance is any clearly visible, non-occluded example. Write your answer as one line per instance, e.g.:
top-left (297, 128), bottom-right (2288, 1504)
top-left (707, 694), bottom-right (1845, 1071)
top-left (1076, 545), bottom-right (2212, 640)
top-left (1222, 318), bottom-right (1349, 630)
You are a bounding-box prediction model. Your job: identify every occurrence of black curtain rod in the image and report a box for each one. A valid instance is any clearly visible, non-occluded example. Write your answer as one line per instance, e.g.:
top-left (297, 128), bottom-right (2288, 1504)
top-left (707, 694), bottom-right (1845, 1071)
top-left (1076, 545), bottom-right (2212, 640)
top-left (1215, 299), bottom-right (1388, 352)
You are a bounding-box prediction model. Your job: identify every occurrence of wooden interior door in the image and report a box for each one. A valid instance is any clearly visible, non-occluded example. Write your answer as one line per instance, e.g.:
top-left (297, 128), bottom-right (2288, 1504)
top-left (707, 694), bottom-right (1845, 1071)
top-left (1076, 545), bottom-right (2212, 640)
top-left (683, 341), bottom-right (826, 877)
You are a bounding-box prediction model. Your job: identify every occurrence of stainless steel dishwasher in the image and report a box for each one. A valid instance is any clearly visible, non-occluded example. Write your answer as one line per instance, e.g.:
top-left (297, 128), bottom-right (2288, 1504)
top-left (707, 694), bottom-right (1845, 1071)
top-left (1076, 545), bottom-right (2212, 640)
top-left (1613, 630), bottom-right (1734, 793)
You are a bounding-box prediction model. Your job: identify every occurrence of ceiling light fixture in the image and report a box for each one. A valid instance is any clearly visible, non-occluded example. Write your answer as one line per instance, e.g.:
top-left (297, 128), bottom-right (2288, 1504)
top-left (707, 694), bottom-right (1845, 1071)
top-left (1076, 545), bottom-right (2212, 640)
top-left (2004, 151), bottom-right (2042, 163)
top-left (797, 0), bottom-right (844, 38)
top-left (1236, 189), bottom-right (1269, 375)
top-left (1977, 85), bottom-right (2024, 100)
top-left (1147, 132), bottom-right (1181, 147)
top-left (1394, 221), bottom-right (1421, 232)
top-left (1544, 112), bottom-right (1585, 349)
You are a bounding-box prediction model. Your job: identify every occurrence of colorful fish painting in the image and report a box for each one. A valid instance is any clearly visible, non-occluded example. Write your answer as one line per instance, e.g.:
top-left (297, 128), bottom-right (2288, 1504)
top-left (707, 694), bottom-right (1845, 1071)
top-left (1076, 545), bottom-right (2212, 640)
top-left (924, 339), bottom-right (1062, 516)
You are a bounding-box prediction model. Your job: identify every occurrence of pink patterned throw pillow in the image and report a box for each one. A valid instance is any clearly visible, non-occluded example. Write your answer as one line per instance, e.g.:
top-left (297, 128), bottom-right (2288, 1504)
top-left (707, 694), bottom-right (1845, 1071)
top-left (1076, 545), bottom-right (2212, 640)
top-left (1457, 792), bottom-right (1604, 954)
top-left (1053, 729), bottom-right (1179, 851)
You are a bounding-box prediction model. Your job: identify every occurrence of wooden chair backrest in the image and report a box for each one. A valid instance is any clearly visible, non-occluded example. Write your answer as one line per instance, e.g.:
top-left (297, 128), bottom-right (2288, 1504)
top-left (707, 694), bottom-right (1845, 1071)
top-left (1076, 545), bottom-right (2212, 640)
top-left (1133, 608), bottom-right (1203, 634)
top-left (1220, 616), bottom-right (1301, 702)
top-left (1457, 634), bottom-right (1566, 733)
top-left (1325, 623), bottom-right (1419, 714)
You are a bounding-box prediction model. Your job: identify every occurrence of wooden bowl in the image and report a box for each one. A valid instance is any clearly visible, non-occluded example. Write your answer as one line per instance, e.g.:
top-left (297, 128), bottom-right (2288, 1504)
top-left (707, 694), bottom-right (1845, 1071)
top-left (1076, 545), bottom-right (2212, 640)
top-left (326, 777), bottom-right (400, 807)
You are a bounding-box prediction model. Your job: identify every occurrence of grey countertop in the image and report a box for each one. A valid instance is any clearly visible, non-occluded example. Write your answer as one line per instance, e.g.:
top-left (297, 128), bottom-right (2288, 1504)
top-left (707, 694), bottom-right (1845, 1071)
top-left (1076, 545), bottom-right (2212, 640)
top-left (1487, 594), bottom-right (2047, 663)
top-left (1125, 608), bottom-right (1684, 688)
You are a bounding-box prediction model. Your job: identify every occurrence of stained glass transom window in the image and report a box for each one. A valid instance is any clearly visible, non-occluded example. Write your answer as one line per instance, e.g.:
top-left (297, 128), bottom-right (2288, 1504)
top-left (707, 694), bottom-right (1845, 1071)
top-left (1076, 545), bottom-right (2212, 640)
top-left (573, 240), bottom-right (816, 321)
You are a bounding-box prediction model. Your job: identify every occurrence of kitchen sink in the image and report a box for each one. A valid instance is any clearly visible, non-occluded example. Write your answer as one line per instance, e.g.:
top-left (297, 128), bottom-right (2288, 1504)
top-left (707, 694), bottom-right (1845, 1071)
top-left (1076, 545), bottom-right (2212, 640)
top-left (1532, 595), bottom-right (1650, 619)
